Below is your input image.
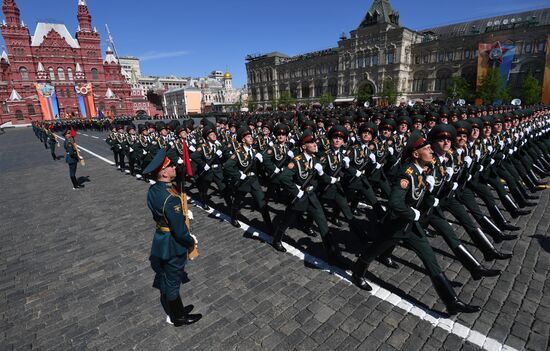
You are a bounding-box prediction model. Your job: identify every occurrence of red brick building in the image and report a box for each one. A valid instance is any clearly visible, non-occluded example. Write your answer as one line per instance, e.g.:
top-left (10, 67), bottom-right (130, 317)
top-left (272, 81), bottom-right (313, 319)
top-left (0, 0), bottom-right (132, 125)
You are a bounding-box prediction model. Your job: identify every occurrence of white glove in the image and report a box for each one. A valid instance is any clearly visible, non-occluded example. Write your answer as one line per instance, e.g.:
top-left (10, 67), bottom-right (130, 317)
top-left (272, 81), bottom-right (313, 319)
top-left (297, 190), bottom-right (304, 199)
top-left (143, 150), bottom-right (148, 155)
top-left (314, 163), bottom-right (324, 176)
top-left (433, 198), bottom-right (439, 207)
top-left (189, 145), bottom-right (196, 152)
top-left (426, 175), bottom-right (435, 192)
top-left (445, 167), bottom-right (454, 179)
top-left (79, 156), bottom-right (84, 160)
top-left (268, 141), bottom-right (274, 147)
top-left (355, 170), bottom-right (363, 177)
top-left (498, 140), bottom-right (505, 149)
top-left (513, 147), bottom-right (517, 152)
top-left (411, 208), bottom-right (421, 221)
top-left (190, 233), bottom-right (197, 243)
top-left (456, 148), bottom-right (463, 155)
top-left (387, 147), bottom-right (394, 156)
top-left (255, 153), bottom-right (263, 163)
top-left (369, 153), bottom-right (376, 163)
top-left (239, 172), bottom-right (247, 180)
top-left (289, 138), bottom-right (296, 144)
top-left (287, 150), bottom-right (294, 158)
top-left (507, 138), bottom-right (513, 145)
top-left (467, 175), bottom-right (472, 181)
top-left (375, 162), bottom-right (382, 170)
top-left (488, 145), bottom-right (494, 153)
top-left (188, 210), bottom-right (194, 220)
top-left (177, 157), bottom-right (184, 165)
top-left (475, 149), bottom-right (481, 160)
top-left (129, 147), bottom-right (134, 152)
top-left (508, 149), bottom-right (513, 155)
top-left (452, 182), bottom-right (458, 191)
top-left (464, 155), bottom-right (473, 167)
top-left (274, 167), bottom-right (280, 174)
top-left (479, 165), bottom-right (484, 172)
top-left (216, 149), bottom-right (223, 157)
top-left (330, 177), bottom-right (338, 184)
top-left (490, 159), bottom-right (495, 165)
top-left (203, 164), bottom-right (210, 171)
top-left (343, 156), bottom-right (350, 168)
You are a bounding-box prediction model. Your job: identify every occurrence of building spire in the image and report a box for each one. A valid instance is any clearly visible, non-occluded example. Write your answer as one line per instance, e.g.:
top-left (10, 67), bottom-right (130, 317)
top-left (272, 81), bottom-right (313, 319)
top-left (359, 0), bottom-right (400, 28)
top-left (77, 0), bottom-right (93, 32)
top-left (2, 0), bottom-right (22, 27)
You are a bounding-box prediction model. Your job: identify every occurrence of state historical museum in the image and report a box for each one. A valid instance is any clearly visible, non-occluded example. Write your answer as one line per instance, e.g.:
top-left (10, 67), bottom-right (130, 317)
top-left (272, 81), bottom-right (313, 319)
top-left (0, 0), bottom-right (132, 125)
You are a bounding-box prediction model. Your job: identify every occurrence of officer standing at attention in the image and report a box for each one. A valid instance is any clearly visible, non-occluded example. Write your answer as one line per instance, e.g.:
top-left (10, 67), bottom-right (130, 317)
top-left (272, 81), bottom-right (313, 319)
top-left (143, 148), bottom-right (202, 327)
top-left (47, 125), bottom-right (58, 161)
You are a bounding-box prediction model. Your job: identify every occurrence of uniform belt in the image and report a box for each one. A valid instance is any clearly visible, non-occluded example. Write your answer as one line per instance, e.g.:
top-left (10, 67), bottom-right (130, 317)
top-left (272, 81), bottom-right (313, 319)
top-left (156, 225), bottom-right (171, 233)
top-left (212, 164), bottom-right (219, 168)
top-left (246, 172), bottom-right (256, 176)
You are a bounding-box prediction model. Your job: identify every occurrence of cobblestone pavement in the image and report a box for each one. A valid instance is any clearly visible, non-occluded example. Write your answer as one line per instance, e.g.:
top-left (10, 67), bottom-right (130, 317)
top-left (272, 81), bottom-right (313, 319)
top-left (1, 127), bottom-right (549, 351)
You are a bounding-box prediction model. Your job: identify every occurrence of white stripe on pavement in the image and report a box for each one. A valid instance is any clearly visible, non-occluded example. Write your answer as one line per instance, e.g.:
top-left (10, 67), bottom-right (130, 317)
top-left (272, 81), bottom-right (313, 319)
top-left (57, 136), bottom-right (115, 165)
top-left (72, 142), bottom-right (518, 351)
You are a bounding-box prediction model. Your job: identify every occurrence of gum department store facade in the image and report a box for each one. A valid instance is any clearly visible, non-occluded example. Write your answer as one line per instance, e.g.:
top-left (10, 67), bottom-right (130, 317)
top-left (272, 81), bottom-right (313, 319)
top-left (246, 0), bottom-right (550, 107)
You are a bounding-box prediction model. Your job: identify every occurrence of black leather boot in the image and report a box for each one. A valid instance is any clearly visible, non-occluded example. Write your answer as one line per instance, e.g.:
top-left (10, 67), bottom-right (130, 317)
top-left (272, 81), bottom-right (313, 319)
top-left (431, 272), bottom-right (481, 315)
top-left (529, 170), bottom-right (547, 185)
top-left (468, 228), bottom-right (513, 261)
top-left (321, 234), bottom-right (343, 266)
top-left (487, 204), bottom-right (520, 231)
top-left (167, 296), bottom-right (202, 327)
top-left (521, 175), bottom-right (541, 195)
top-left (373, 202), bottom-right (386, 222)
top-left (71, 176), bottom-right (81, 189)
top-left (454, 245), bottom-right (500, 280)
top-left (260, 207), bottom-right (273, 235)
top-left (271, 226), bottom-right (287, 252)
top-left (479, 216), bottom-right (517, 243)
top-left (510, 187), bottom-right (536, 208)
top-left (502, 194), bottom-right (531, 218)
top-left (199, 191), bottom-right (210, 210)
top-left (351, 258), bottom-right (372, 291)
top-left (377, 245), bottom-right (398, 269)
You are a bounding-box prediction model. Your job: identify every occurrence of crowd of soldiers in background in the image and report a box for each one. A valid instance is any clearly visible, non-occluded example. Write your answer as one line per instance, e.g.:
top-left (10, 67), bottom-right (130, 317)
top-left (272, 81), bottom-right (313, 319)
top-left (31, 101), bottom-right (550, 314)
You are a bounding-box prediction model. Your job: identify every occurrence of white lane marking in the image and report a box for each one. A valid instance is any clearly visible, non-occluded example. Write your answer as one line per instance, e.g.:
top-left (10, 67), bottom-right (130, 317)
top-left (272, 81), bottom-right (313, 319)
top-left (91, 136), bottom-right (99, 139)
top-left (57, 136), bottom-right (115, 165)
top-left (82, 133), bottom-right (89, 136)
top-left (75, 143), bottom-right (518, 351)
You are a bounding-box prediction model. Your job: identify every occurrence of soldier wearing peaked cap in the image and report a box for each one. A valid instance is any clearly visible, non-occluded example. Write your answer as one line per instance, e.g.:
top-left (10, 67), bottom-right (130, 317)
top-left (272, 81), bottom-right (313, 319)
top-left (271, 130), bottom-right (344, 264)
top-left (190, 124), bottom-right (232, 211)
top-left (124, 124), bottom-right (139, 176)
top-left (351, 130), bottom-right (481, 315)
top-left (223, 127), bottom-right (273, 233)
top-left (143, 148), bottom-right (202, 327)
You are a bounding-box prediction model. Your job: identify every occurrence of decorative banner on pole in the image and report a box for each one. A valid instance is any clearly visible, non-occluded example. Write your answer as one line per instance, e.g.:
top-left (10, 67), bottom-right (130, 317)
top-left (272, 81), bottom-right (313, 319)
top-left (75, 83), bottom-right (97, 118)
top-left (542, 34), bottom-right (550, 104)
top-left (35, 83), bottom-right (60, 120)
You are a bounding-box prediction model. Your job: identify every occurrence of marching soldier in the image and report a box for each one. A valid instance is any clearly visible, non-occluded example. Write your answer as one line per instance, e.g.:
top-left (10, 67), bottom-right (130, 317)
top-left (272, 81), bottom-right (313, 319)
top-left (64, 129), bottom-right (83, 190)
top-left (351, 131), bottom-right (481, 315)
top-left (223, 127), bottom-right (273, 233)
top-left (272, 130), bottom-right (343, 264)
top-left (46, 125), bottom-right (59, 161)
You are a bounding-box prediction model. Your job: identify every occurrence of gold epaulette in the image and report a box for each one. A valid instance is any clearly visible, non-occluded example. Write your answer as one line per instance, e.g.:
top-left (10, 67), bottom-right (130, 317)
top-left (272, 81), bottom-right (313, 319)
top-left (294, 155), bottom-right (302, 161)
top-left (405, 167), bottom-right (414, 176)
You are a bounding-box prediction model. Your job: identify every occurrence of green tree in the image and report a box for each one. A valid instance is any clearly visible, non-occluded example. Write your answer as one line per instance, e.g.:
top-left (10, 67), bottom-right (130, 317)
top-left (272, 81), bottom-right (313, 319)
top-left (447, 76), bottom-right (473, 101)
top-left (247, 95), bottom-right (257, 111)
top-left (278, 91), bottom-right (295, 107)
top-left (477, 68), bottom-right (507, 104)
top-left (318, 93), bottom-right (334, 107)
top-left (381, 77), bottom-right (398, 105)
top-left (521, 71), bottom-right (542, 105)
top-left (356, 84), bottom-right (374, 105)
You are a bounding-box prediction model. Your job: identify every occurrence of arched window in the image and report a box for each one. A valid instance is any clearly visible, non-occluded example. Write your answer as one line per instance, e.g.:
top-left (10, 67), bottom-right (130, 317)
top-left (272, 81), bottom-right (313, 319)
top-left (19, 67), bottom-right (29, 81)
top-left (67, 68), bottom-right (74, 81)
top-left (386, 48), bottom-right (395, 64)
top-left (372, 51), bottom-right (379, 65)
top-left (57, 68), bottom-right (65, 80)
top-left (91, 68), bottom-right (99, 80)
top-left (413, 71), bottom-right (428, 93)
top-left (15, 110), bottom-right (23, 120)
top-left (48, 67), bottom-right (55, 81)
top-left (435, 70), bottom-right (452, 92)
top-left (27, 104), bottom-right (35, 115)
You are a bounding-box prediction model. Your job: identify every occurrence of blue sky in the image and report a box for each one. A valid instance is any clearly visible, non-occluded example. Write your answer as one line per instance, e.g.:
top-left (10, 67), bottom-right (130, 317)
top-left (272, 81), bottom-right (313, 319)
top-left (3, 0), bottom-right (548, 87)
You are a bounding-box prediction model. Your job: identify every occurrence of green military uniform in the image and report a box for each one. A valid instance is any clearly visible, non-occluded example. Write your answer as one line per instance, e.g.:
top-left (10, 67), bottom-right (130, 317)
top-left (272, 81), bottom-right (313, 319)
top-left (144, 148), bottom-right (201, 327)
top-left (351, 131), bottom-right (480, 315)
